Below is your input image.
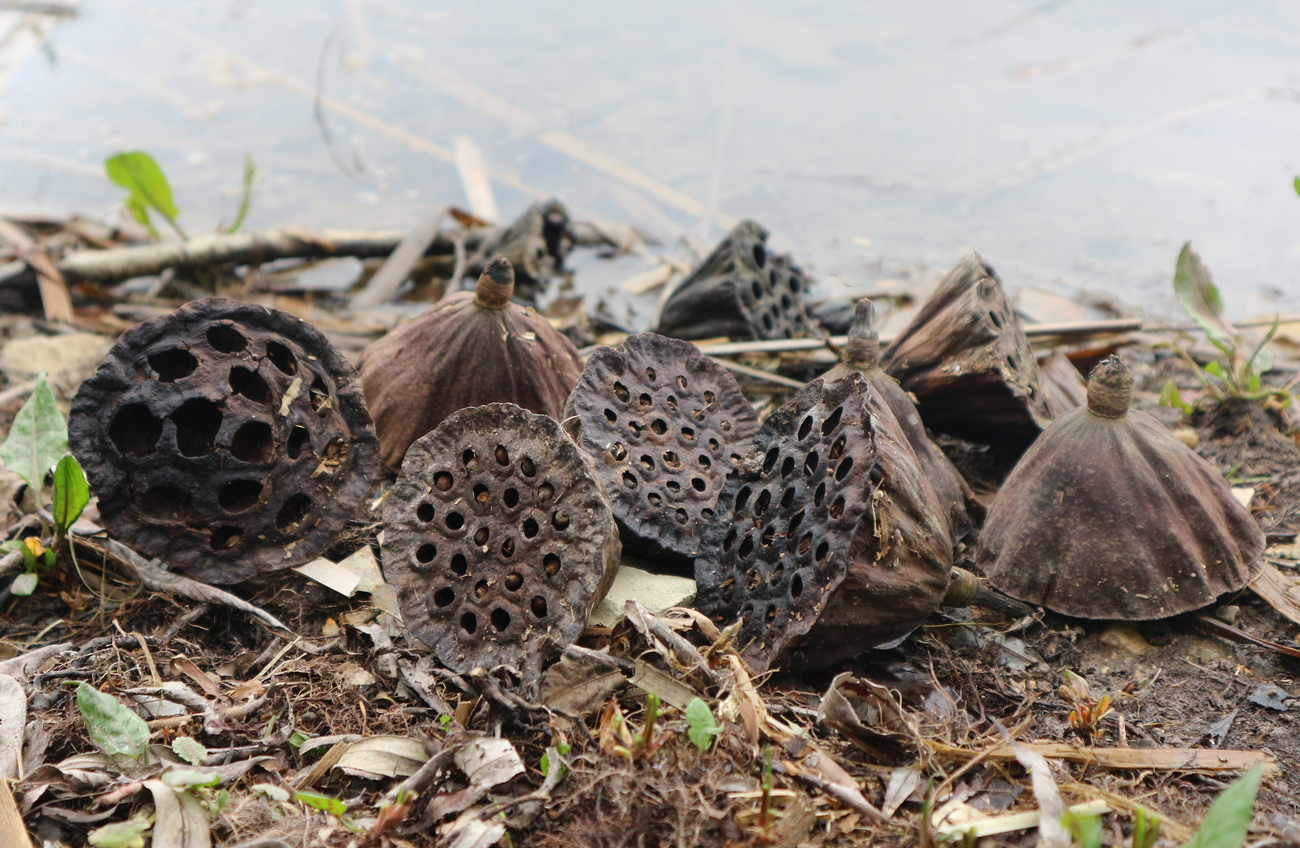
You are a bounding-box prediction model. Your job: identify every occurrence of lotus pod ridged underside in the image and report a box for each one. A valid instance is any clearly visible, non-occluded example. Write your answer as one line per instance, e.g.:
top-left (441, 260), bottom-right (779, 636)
top-left (695, 374), bottom-right (953, 672)
top-left (69, 298), bottom-right (378, 584)
top-left (359, 258), bottom-right (583, 471)
top-left (564, 332), bottom-right (759, 570)
top-left (382, 403), bottom-right (620, 688)
top-left (976, 356), bottom-right (1264, 620)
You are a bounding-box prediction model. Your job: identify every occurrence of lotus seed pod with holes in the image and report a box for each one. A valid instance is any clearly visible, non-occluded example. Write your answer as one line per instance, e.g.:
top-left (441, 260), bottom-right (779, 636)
top-left (654, 220), bottom-right (817, 341)
top-left (823, 297), bottom-right (975, 546)
top-left (695, 373), bottom-right (953, 672)
top-left (382, 403), bottom-right (620, 691)
top-left (564, 332), bottom-right (759, 572)
top-left (69, 298), bottom-right (378, 584)
top-left (359, 256), bottom-right (584, 471)
top-left (976, 355), bottom-right (1264, 619)
top-left (882, 253), bottom-right (1076, 446)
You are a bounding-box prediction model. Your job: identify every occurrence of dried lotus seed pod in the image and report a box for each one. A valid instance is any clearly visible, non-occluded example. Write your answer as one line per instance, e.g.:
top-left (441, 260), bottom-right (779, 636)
top-left (654, 220), bottom-right (816, 341)
top-left (69, 297), bottom-right (378, 584)
top-left (822, 298), bottom-right (975, 545)
top-left (976, 355), bottom-right (1264, 619)
top-left (382, 403), bottom-right (620, 689)
top-left (564, 333), bottom-right (759, 571)
top-left (359, 256), bottom-right (584, 471)
top-left (695, 374), bottom-right (953, 672)
top-left (882, 254), bottom-right (1070, 445)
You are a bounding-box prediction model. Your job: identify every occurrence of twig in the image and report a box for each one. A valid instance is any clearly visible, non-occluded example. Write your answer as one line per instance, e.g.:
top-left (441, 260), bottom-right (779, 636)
top-left (351, 207), bottom-right (448, 309)
top-left (711, 358), bottom-right (806, 389)
top-left (680, 318), bottom-right (1146, 358)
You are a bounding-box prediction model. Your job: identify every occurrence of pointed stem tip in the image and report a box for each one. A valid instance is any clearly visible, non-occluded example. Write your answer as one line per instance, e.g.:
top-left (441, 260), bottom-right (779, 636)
top-left (1086, 355), bottom-right (1133, 418)
top-left (474, 255), bottom-right (515, 309)
top-left (844, 297), bottom-right (881, 367)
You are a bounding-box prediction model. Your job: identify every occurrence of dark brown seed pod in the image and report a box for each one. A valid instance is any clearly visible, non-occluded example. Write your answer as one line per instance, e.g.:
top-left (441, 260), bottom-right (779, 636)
top-left (382, 403), bottom-right (620, 689)
top-left (563, 333), bottom-right (759, 572)
top-left (654, 220), bottom-right (816, 341)
top-left (976, 355), bottom-right (1265, 619)
top-left (882, 254), bottom-right (1071, 445)
top-left (468, 200), bottom-right (571, 304)
top-left (69, 298), bottom-right (378, 584)
top-left (359, 256), bottom-right (584, 471)
top-left (694, 374), bottom-right (953, 672)
top-left (823, 298), bottom-right (975, 545)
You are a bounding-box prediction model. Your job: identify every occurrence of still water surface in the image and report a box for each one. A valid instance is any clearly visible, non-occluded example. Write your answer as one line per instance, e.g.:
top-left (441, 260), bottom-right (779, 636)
top-left (1, 1), bottom-right (1298, 322)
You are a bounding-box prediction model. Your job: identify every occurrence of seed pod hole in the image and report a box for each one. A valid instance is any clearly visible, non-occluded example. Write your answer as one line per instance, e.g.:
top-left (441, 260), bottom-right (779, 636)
top-left (139, 487), bottom-right (193, 521)
top-left (446, 512), bottom-right (465, 530)
top-left (417, 502), bottom-right (435, 522)
top-left (503, 487), bottom-right (520, 508)
top-left (474, 483), bottom-right (490, 503)
top-left (230, 367), bottom-right (272, 404)
top-left (265, 341), bottom-right (297, 375)
top-left (416, 543), bottom-right (437, 564)
top-left (148, 348), bottom-right (198, 382)
top-left (229, 420), bottom-right (274, 463)
top-left (109, 404), bottom-right (163, 457)
top-left (207, 324), bottom-right (248, 353)
top-left (173, 398), bottom-right (223, 457)
top-left (287, 425), bottom-right (311, 459)
top-left (276, 493), bottom-right (313, 532)
top-left (451, 553), bottom-right (468, 575)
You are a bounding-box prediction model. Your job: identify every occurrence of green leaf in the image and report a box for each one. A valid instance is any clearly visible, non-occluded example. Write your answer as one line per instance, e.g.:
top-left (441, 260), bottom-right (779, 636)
top-left (1061, 809), bottom-right (1103, 848)
top-left (171, 736), bottom-right (207, 766)
top-left (1182, 764), bottom-right (1263, 848)
top-left (1204, 360), bottom-right (1225, 379)
top-left (1174, 243), bottom-right (1237, 348)
top-left (227, 153), bottom-right (256, 234)
top-left (1294, 176), bottom-right (1299, 197)
top-left (685, 697), bottom-right (723, 753)
top-left (53, 453), bottom-right (90, 533)
top-left (105, 151), bottom-right (186, 240)
top-left (1159, 380), bottom-right (1193, 414)
top-left (10, 572), bottom-right (37, 596)
top-left (295, 791), bottom-right (348, 817)
top-left (0, 375), bottom-right (68, 491)
top-left (88, 812), bottom-right (152, 848)
top-left (75, 682), bottom-right (151, 762)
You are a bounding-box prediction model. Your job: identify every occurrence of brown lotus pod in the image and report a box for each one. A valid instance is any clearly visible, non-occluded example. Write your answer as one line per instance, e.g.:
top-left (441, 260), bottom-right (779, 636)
top-left (563, 332), bottom-right (759, 572)
top-left (382, 403), bottom-right (620, 688)
top-left (694, 374), bottom-right (953, 672)
top-left (882, 254), bottom-right (1070, 445)
top-left (654, 220), bottom-right (817, 341)
top-left (976, 356), bottom-right (1264, 619)
top-left (823, 298), bottom-right (975, 545)
top-left (69, 298), bottom-right (378, 584)
top-left (359, 256), bottom-right (584, 470)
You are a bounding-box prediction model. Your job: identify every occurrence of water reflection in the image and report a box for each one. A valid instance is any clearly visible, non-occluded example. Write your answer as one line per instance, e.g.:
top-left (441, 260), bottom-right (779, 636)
top-left (0, 0), bottom-right (1296, 321)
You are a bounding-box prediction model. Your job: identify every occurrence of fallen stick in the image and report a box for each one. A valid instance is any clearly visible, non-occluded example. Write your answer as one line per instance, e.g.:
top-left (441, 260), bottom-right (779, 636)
top-left (2, 221), bottom-right (624, 286)
top-left (688, 318), bottom-right (1145, 357)
top-left (935, 799), bottom-right (1111, 841)
top-left (928, 740), bottom-right (1278, 777)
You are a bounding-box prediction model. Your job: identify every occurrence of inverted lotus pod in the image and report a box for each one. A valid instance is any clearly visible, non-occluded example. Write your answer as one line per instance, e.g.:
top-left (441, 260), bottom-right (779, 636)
top-left (382, 403), bottom-right (620, 689)
top-left (695, 374), bottom-right (953, 672)
top-left (823, 298), bottom-right (975, 545)
top-left (882, 254), bottom-right (1070, 445)
top-left (654, 220), bottom-right (816, 341)
top-left (564, 333), bottom-right (759, 571)
top-left (360, 256), bottom-right (584, 471)
top-left (976, 356), bottom-right (1264, 619)
top-left (69, 298), bottom-right (378, 584)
